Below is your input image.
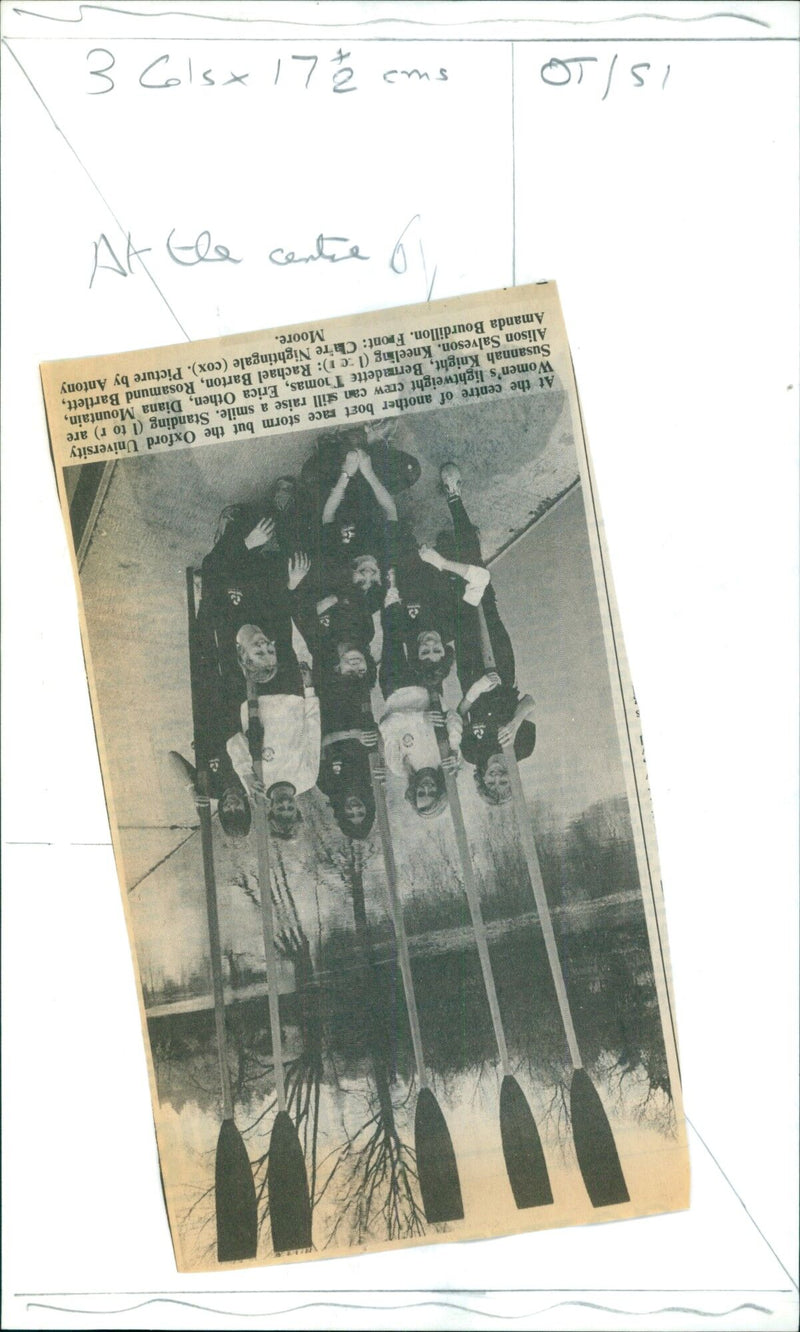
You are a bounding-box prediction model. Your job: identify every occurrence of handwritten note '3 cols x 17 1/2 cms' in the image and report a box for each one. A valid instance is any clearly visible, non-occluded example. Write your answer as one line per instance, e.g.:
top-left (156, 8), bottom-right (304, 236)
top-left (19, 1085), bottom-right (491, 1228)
top-left (6, 32), bottom-right (690, 343)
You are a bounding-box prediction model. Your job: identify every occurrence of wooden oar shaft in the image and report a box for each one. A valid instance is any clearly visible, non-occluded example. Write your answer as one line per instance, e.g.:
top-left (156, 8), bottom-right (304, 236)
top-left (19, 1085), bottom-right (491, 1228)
top-left (429, 692), bottom-right (509, 1073)
top-left (501, 745), bottom-right (582, 1069)
top-left (368, 746), bottom-right (428, 1089)
top-left (184, 569), bottom-right (235, 1121)
top-left (476, 607), bottom-right (582, 1069)
top-left (197, 778), bottom-right (235, 1121)
top-left (247, 685), bottom-right (287, 1113)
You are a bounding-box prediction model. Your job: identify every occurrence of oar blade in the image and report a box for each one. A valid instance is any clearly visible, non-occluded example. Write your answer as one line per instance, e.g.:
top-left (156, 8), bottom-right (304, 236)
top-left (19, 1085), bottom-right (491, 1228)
top-left (268, 1109), bottom-right (312, 1254)
top-left (215, 1118), bottom-right (258, 1262)
top-left (570, 1067), bottom-right (629, 1207)
top-left (499, 1074), bottom-right (553, 1208)
top-left (414, 1086), bottom-right (464, 1223)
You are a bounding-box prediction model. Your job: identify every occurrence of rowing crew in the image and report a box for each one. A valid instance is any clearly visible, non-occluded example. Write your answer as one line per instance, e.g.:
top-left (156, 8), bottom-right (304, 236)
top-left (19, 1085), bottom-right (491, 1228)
top-left (174, 427), bottom-right (535, 841)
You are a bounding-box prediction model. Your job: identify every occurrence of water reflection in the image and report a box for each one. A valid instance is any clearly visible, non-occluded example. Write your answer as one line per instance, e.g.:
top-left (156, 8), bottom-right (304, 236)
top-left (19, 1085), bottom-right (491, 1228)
top-left (148, 827), bottom-right (673, 1261)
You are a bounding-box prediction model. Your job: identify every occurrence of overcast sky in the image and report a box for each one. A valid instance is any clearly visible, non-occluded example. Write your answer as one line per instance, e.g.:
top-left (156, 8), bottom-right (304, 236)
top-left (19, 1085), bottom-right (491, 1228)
top-left (488, 485), bottom-right (628, 824)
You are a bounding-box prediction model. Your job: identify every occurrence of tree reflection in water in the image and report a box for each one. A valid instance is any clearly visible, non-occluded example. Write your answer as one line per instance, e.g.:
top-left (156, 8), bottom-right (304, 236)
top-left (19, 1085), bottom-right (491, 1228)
top-left (244, 936), bottom-right (325, 1244)
top-left (307, 830), bottom-right (426, 1247)
top-left (148, 803), bottom-right (676, 1257)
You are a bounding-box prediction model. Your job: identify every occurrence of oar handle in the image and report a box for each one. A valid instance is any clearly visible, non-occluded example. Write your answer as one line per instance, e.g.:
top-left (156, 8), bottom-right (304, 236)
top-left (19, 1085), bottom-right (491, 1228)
top-left (475, 605), bottom-right (582, 1069)
top-left (247, 680), bottom-right (287, 1113)
top-left (364, 710), bottom-right (428, 1088)
top-left (185, 568), bottom-right (234, 1121)
top-left (428, 688), bottom-right (510, 1073)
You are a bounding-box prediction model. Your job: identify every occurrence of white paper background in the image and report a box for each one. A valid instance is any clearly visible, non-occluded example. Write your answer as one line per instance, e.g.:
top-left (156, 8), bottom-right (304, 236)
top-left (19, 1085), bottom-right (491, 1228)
top-left (2, 3), bottom-right (798, 1328)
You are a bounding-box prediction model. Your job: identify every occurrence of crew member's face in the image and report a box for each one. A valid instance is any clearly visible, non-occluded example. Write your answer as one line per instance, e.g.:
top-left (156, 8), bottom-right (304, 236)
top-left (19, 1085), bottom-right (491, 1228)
top-left (269, 783), bottom-right (297, 824)
top-left (351, 558), bottom-right (380, 592)
top-left (339, 522), bottom-right (356, 545)
top-left (273, 479), bottom-right (295, 511)
top-left (483, 754), bottom-right (511, 802)
top-left (237, 625), bottom-right (277, 676)
top-left (415, 772), bottom-right (439, 812)
top-left (341, 428), bottom-right (364, 453)
top-left (344, 795), bottom-right (367, 825)
top-left (418, 630), bottom-right (445, 662)
top-left (337, 648), bottom-right (368, 678)
top-left (220, 788), bottom-right (246, 817)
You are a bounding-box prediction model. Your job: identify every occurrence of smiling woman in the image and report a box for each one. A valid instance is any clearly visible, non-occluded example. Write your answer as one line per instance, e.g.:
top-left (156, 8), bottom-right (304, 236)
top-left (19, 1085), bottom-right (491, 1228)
top-left (39, 283), bottom-right (689, 1273)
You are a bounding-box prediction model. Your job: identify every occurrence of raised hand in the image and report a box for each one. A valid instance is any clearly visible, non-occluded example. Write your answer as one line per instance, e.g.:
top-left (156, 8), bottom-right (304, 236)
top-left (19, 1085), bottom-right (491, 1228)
top-left (497, 724), bottom-right (513, 747)
top-left (287, 551), bottom-right (311, 589)
top-left (424, 708), bottom-right (445, 728)
top-left (441, 753), bottom-right (459, 773)
top-left (357, 449), bottom-right (397, 520)
top-left (418, 544), bottom-right (445, 570)
top-left (360, 728), bottom-right (378, 749)
top-left (342, 449), bottom-right (360, 477)
top-left (372, 762), bottom-right (387, 785)
top-left (476, 671), bottom-right (501, 695)
top-left (244, 516), bottom-right (275, 550)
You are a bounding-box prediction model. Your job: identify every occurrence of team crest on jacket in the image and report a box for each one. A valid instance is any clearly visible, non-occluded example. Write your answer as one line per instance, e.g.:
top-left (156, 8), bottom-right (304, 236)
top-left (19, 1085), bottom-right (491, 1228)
top-left (227, 586), bottom-right (243, 605)
top-left (407, 603), bottom-right (420, 619)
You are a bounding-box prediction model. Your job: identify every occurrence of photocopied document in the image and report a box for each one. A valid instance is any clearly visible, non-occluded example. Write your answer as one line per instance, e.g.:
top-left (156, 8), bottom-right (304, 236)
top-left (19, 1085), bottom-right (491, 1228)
top-left (41, 282), bottom-right (690, 1273)
top-left (3, 3), bottom-right (798, 1329)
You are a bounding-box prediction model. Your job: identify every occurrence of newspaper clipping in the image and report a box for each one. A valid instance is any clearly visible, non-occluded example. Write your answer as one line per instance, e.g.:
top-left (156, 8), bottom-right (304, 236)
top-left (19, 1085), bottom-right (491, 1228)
top-left (41, 283), bottom-right (689, 1271)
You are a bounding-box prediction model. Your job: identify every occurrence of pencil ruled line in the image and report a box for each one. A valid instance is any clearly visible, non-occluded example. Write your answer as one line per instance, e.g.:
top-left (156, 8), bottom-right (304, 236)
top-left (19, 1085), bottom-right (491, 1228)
top-left (2, 38), bottom-right (190, 341)
top-left (14, 1288), bottom-right (795, 1297)
top-left (511, 42), bottom-right (516, 288)
top-left (687, 1117), bottom-right (799, 1293)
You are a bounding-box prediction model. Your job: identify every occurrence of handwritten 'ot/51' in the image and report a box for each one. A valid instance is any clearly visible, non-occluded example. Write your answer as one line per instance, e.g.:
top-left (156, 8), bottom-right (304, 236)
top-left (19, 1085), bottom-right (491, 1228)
top-left (86, 49), bottom-right (671, 100)
top-left (86, 48), bottom-right (449, 96)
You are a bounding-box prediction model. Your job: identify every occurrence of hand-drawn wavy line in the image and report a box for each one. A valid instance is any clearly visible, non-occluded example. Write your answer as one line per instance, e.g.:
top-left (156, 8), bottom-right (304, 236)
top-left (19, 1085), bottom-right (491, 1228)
top-left (24, 1297), bottom-right (775, 1319)
top-left (12, 3), bottom-right (772, 29)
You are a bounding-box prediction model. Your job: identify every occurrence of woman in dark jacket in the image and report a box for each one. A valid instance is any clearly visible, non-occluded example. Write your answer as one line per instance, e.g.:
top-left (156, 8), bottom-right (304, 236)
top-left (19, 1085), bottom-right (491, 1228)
top-left (433, 463), bottom-right (537, 805)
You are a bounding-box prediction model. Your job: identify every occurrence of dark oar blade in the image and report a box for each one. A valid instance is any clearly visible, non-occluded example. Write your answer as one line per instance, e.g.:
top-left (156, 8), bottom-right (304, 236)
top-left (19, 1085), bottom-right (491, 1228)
top-left (215, 1118), bottom-right (258, 1262)
top-left (570, 1068), bottom-right (629, 1207)
top-left (268, 1110), bottom-right (312, 1254)
top-left (414, 1086), bottom-right (464, 1223)
top-left (499, 1074), bottom-right (553, 1209)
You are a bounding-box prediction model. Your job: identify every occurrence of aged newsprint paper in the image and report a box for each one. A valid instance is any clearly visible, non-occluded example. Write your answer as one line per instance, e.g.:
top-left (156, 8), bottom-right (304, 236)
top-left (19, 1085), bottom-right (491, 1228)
top-left (41, 284), bottom-right (688, 1271)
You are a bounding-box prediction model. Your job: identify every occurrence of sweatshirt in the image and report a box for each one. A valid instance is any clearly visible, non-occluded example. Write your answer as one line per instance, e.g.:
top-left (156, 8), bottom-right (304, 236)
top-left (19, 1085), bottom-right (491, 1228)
top-left (226, 689), bottom-right (321, 795)
top-left (378, 685), bottom-right (462, 776)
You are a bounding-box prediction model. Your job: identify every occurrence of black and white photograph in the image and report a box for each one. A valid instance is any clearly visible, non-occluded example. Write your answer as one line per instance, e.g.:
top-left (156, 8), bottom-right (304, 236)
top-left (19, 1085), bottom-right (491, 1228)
top-left (44, 285), bottom-right (688, 1271)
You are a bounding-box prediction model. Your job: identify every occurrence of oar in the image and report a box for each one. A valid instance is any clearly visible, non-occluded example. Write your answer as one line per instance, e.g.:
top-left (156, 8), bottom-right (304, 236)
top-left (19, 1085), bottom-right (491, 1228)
top-left (476, 607), bottom-right (629, 1207)
top-left (428, 688), bottom-right (552, 1209)
top-left (364, 713), bottom-right (464, 1223)
top-left (246, 678), bottom-right (313, 1253)
top-left (181, 568), bottom-right (257, 1263)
